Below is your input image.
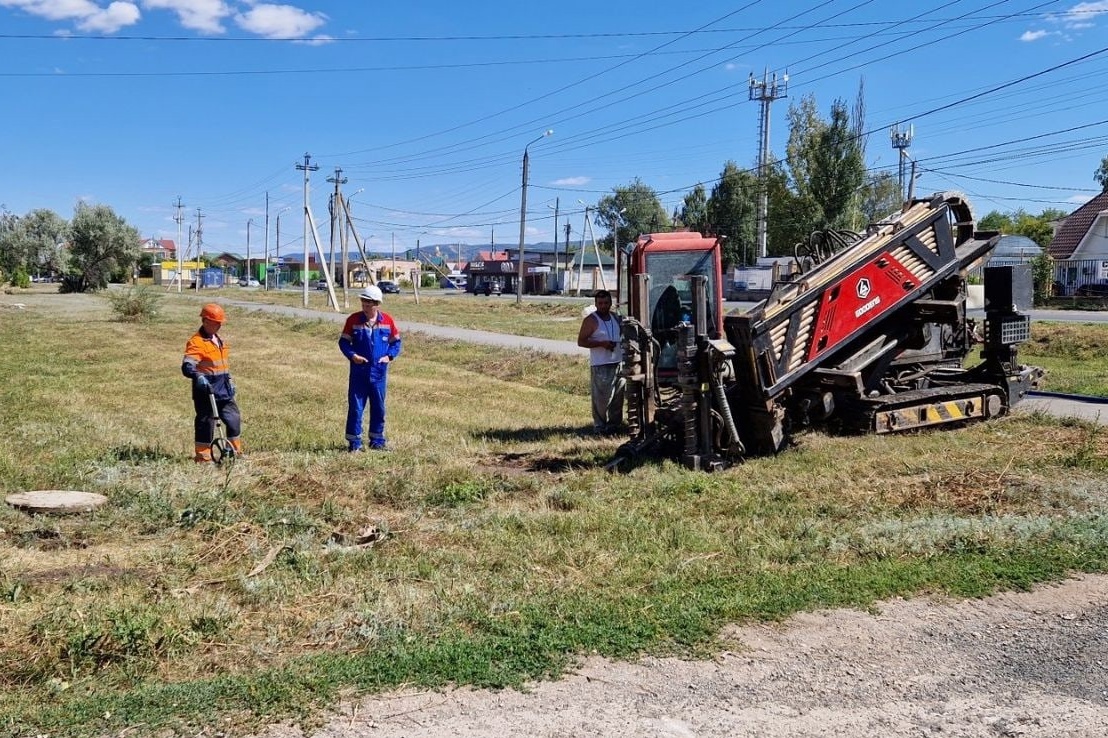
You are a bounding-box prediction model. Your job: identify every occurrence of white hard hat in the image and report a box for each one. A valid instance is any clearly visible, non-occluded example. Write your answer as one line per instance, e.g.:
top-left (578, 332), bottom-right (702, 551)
top-left (359, 285), bottom-right (384, 302)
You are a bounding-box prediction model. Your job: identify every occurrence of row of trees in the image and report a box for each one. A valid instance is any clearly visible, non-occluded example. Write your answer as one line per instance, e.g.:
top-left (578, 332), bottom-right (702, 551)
top-left (590, 87), bottom-right (904, 268)
top-left (589, 87), bottom-right (1105, 269)
top-left (0, 203), bottom-right (141, 292)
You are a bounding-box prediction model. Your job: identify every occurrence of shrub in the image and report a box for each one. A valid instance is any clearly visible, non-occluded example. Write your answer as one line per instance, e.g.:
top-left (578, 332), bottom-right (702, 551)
top-left (11, 267), bottom-right (30, 288)
top-left (106, 286), bottom-right (162, 322)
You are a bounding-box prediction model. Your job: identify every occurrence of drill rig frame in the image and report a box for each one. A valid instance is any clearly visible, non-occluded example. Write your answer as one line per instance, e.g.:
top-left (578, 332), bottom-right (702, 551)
top-left (614, 192), bottom-right (1042, 471)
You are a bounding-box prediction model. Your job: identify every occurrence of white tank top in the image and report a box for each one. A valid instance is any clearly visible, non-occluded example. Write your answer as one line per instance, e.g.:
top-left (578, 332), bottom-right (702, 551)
top-left (588, 312), bottom-right (622, 366)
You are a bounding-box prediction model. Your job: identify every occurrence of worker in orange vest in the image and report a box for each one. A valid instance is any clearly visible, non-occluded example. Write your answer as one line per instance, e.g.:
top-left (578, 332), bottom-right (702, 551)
top-left (181, 303), bottom-right (243, 462)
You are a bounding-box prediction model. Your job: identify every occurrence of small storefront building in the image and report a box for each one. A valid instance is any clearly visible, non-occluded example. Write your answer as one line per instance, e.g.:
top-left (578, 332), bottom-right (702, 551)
top-left (466, 258), bottom-right (550, 295)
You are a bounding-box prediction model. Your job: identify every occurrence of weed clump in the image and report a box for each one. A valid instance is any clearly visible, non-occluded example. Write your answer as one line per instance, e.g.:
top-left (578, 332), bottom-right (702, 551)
top-left (105, 286), bottom-right (162, 322)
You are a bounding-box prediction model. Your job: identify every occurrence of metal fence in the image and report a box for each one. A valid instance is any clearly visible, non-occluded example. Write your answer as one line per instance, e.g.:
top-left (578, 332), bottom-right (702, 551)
top-left (1050, 258), bottom-right (1108, 296)
top-left (966, 257), bottom-right (1108, 297)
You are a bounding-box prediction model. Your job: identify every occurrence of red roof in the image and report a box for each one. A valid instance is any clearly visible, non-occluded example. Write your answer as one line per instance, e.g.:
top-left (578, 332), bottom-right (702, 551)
top-left (1048, 191), bottom-right (1108, 259)
top-left (476, 250), bottom-right (510, 261)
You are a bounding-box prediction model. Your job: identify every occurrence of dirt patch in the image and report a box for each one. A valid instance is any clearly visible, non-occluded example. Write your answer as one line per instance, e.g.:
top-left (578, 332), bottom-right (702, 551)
top-left (257, 574), bottom-right (1108, 738)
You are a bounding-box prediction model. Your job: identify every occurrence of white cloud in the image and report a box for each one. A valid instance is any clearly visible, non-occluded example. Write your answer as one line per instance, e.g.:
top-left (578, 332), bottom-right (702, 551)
top-left (3, 0), bottom-right (330, 36)
top-left (553, 176), bottom-right (591, 186)
top-left (1048, 1), bottom-right (1108, 29)
top-left (1019, 29), bottom-right (1050, 42)
top-left (1, 0), bottom-right (138, 31)
top-left (234, 2), bottom-right (326, 39)
top-left (79, 1), bottom-right (139, 31)
top-left (141, 0), bottom-right (231, 34)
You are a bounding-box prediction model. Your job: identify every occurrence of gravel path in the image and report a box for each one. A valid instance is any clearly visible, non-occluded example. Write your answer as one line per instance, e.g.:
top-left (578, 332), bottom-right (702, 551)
top-left (259, 575), bottom-right (1108, 738)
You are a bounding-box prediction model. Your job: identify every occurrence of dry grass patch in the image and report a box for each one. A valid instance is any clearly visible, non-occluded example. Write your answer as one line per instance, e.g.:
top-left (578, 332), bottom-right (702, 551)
top-left (3, 291), bottom-right (1108, 737)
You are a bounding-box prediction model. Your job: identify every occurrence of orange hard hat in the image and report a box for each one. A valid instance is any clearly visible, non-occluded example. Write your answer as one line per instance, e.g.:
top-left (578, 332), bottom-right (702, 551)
top-left (200, 303), bottom-right (226, 322)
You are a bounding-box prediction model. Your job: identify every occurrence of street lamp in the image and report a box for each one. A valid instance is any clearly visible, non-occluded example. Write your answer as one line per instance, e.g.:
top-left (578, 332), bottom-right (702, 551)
top-left (516, 129), bottom-right (554, 305)
top-left (275, 207), bottom-right (291, 289)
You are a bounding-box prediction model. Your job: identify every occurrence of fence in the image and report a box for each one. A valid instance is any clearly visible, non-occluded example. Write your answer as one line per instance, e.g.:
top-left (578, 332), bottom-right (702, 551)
top-left (1050, 258), bottom-right (1108, 296)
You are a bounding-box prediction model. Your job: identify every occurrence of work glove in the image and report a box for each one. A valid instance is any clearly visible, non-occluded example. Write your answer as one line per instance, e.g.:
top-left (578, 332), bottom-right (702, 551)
top-left (194, 375), bottom-right (210, 391)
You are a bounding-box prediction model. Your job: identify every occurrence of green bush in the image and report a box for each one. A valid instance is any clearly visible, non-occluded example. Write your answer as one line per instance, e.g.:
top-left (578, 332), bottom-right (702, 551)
top-left (11, 267), bottom-right (30, 288)
top-left (105, 286), bottom-right (162, 322)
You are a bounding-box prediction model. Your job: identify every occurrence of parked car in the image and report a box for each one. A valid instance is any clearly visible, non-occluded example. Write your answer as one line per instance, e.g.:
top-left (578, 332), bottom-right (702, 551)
top-left (316, 279), bottom-right (328, 290)
top-left (478, 282), bottom-right (501, 296)
top-left (1074, 281), bottom-right (1108, 297)
top-left (238, 278), bottom-right (260, 287)
top-left (378, 280), bottom-right (400, 294)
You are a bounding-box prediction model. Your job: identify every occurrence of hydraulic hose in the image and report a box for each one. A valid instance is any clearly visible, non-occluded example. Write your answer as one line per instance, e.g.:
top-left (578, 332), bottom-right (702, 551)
top-left (709, 365), bottom-right (745, 457)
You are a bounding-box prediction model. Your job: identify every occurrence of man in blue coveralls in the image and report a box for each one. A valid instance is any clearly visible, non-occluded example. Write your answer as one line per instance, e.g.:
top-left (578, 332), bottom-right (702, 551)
top-left (338, 284), bottom-right (402, 451)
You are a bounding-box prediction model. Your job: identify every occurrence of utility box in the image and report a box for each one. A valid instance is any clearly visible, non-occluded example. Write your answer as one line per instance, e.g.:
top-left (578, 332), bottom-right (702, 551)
top-left (199, 268), bottom-right (226, 289)
top-left (984, 264), bottom-right (1033, 313)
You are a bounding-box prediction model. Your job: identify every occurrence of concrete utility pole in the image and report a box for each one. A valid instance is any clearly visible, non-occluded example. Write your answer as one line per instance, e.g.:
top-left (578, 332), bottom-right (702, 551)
top-left (296, 153), bottom-right (320, 307)
top-left (246, 218), bottom-right (253, 282)
top-left (890, 123), bottom-right (914, 203)
top-left (551, 197), bottom-right (560, 290)
top-left (173, 196), bottom-right (184, 293)
top-left (263, 192), bottom-right (270, 290)
top-left (275, 207), bottom-right (290, 290)
top-left (749, 68), bottom-right (787, 260)
top-left (194, 207), bottom-right (204, 292)
top-left (516, 129), bottom-right (553, 305)
top-left (327, 168), bottom-right (346, 299)
top-left (563, 221), bottom-right (571, 293)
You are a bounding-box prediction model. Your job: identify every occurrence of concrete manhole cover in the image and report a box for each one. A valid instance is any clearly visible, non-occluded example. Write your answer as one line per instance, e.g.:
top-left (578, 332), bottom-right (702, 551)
top-left (5, 490), bottom-right (108, 514)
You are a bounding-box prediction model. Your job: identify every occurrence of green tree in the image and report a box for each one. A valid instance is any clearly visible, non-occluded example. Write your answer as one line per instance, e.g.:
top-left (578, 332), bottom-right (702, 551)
top-left (20, 209), bottom-right (69, 277)
top-left (1095, 154), bottom-right (1108, 192)
top-left (0, 209), bottom-right (20, 281)
top-left (977, 208), bottom-right (1065, 249)
top-left (857, 171), bottom-right (902, 225)
top-left (977, 210), bottom-right (1013, 233)
top-left (63, 203), bottom-right (140, 293)
top-left (0, 208), bottom-right (67, 283)
top-left (765, 162), bottom-right (819, 259)
top-left (706, 161), bottom-right (758, 267)
top-left (784, 92), bottom-right (867, 237)
top-left (675, 184), bottom-right (708, 234)
top-left (596, 178), bottom-right (670, 251)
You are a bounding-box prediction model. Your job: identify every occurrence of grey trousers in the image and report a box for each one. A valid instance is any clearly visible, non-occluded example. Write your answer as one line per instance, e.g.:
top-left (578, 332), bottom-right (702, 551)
top-left (590, 362), bottom-right (625, 431)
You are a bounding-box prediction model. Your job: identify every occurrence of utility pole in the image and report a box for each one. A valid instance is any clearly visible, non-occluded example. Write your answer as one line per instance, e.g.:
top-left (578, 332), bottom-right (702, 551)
top-left (263, 192), bottom-right (270, 290)
top-left (391, 232), bottom-right (396, 278)
top-left (327, 167), bottom-right (346, 295)
top-left (749, 68), bottom-right (787, 260)
top-left (296, 152), bottom-right (319, 307)
top-left (890, 123), bottom-right (914, 203)
top-left (563, 221), bottom-right (572, 294)
top-left (551, 197), bottom-right (559, 291)
top-left (194, 207), bottom-right (204, 292)
top-left (173, 196), bottom-right (184, 293)
top-left (246, 218), bottom-right (253, 283)
top-left (517, 129), bottom-right (553, 305)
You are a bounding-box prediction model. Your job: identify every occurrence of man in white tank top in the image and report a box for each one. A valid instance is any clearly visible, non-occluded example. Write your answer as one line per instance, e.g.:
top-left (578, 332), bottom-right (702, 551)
top-left (577, 289), bottom-right (625, 434)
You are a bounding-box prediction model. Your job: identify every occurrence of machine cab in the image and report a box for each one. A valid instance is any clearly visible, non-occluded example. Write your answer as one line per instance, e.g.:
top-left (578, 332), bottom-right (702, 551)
top-left (622, 232), bottom-right (724, 377)
top-left (624, 232), bottom-right (724, 336)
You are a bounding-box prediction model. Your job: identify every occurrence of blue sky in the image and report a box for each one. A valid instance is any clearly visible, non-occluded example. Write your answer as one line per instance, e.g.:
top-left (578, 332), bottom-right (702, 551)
top-left (2, 0), bottom-right (1107, 259)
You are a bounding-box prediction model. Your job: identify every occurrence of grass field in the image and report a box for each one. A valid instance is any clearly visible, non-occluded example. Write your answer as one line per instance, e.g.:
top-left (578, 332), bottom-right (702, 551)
top-left (214, 285), bottom-right (590, 341)
top-left (1, 289), bottom-right (1107, 737)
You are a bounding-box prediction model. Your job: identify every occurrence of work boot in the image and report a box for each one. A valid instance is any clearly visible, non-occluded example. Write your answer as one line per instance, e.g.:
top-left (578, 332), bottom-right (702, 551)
top-left (194, 445), bottom-right (213, 463)
top-left (348, 442), bottom-right (363, 453)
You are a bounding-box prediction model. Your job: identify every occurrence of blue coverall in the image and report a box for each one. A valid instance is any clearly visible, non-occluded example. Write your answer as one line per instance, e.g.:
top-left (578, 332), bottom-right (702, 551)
top-left (339, 311), bottom-right (402, 450)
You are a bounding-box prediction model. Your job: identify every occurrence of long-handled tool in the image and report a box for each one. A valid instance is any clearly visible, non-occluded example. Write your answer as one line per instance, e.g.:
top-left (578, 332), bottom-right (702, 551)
top-left (206, 387), bottom-right (236, 465)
